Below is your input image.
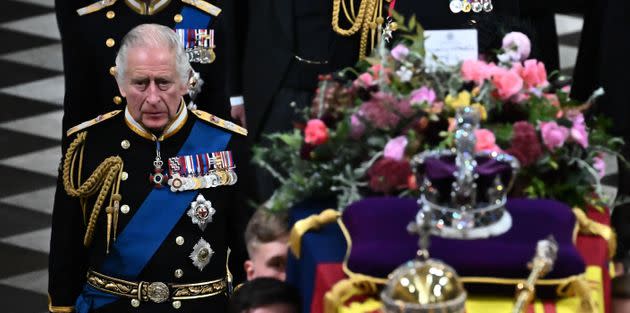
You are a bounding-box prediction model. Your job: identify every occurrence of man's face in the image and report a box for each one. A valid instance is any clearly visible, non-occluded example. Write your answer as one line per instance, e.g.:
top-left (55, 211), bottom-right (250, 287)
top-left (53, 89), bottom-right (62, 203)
top-left (245, 237), bottom-right (288, 281)
top-left (118, 45), bottom-right (188, 131)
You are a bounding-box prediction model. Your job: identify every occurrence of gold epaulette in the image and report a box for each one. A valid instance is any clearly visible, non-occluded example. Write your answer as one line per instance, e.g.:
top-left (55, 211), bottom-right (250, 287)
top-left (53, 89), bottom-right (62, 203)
top-left (180, 0), bottom-right (221, 16)
top-left (67, 110), bottom-right (122, 137)
top-left (190, 109), bottom-right (247, 136)
top-left (76, 0), bottom-right (117, 16)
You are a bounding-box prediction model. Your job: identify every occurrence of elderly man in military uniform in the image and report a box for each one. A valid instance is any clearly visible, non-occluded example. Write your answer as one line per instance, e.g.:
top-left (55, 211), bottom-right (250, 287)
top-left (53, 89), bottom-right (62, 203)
top-left (48, 24), bottom-right (250, 313)
top-left (55, 0), bottom-right (246, 136)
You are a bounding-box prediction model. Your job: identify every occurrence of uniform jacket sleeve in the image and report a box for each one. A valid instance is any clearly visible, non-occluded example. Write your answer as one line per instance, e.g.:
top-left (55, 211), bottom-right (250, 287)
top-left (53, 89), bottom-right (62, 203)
top-left (48, 136), bottom-right (90, 311)
top-left (223, 0), bottom-right (248, 101)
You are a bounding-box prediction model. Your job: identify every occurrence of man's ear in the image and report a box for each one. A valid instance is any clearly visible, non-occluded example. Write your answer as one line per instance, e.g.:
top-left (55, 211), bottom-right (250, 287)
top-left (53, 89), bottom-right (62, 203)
top-left (244, 260), bottom-right (255, 281)
top-left (117, 79), bottom-right (127, 98)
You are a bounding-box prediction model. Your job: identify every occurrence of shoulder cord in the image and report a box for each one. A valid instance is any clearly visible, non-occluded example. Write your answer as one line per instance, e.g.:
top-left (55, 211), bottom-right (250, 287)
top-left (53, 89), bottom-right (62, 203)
top-left (62, 132), bottom-right (124, 253)
top-left (332, 0), bottom-right (384, 58)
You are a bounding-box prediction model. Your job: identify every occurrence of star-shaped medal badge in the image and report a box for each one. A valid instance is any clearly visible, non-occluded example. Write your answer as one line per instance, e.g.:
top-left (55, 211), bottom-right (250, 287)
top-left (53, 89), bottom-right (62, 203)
top-left (190, 238), bottom-right (214, 271)
top-left (187, 194), bottom-right (216, 231)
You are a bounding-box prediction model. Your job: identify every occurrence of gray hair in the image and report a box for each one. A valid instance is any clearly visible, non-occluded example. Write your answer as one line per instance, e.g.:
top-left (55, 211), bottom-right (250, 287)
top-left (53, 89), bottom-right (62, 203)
top-left (115, 24), bottom-right (191, 84)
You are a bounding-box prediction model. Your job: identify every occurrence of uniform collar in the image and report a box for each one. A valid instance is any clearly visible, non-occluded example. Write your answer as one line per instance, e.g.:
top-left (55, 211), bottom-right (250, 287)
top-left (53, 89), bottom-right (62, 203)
top-left (124, 0), bottom-right (171, 15)
top-left (124, 100), bottom-right (188, 141)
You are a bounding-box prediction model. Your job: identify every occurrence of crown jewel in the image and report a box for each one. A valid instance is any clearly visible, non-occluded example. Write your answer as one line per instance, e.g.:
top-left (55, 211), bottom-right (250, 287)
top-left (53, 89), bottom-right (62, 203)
top-left (411, 107), bottom-right (520, 239)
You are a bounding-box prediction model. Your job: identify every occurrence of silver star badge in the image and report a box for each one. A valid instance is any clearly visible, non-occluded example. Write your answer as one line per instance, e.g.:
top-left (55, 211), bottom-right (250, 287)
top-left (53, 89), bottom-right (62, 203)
top-left (190, 238), bottom-right (214, 271)
top-left (187, 194), bottom-right (215, 231)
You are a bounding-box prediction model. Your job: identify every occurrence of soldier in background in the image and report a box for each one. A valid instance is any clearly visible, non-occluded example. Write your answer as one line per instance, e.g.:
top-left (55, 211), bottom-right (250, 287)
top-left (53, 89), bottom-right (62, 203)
top-left (54, 0), bottom-right (244, 135)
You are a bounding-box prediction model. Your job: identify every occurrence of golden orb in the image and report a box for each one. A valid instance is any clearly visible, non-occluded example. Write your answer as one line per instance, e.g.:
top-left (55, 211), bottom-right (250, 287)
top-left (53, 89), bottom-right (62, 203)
top-left (381, 259), bottom-right (466, 313)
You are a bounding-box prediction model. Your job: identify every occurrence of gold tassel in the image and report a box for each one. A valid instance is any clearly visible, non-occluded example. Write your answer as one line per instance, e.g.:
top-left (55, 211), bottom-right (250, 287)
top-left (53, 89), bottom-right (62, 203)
top-left (289, 209), bottom-right (340, 258)
top-left (556, 278), bottom-right (599, 313)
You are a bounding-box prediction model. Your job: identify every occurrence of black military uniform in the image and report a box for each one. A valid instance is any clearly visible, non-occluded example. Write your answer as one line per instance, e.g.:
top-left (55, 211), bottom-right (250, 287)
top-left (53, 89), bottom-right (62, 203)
top-left (55, 0), bottom-right (241, 133)
top-left (48, 104), bottom-right (251, 313)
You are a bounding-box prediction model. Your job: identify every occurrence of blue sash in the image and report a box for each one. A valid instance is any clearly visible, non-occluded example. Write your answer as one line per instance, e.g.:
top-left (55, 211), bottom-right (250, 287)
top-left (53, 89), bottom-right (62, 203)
top-left (75, 120), bottom-right (231, 312)
top-left (176, 6), bottom-right (213, 29)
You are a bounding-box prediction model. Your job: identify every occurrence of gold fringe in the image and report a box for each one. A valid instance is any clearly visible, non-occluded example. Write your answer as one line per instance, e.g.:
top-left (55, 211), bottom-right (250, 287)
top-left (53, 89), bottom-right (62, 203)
top-left (573, 208), bottom-right (617, 259)
top-left (288, 209), bottom-right (340, 258)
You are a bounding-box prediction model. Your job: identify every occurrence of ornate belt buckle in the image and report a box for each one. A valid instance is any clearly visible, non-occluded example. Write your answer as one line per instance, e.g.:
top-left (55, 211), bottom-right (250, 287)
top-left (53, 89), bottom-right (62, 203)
top-left (147, 282), bottom-right (170, 303)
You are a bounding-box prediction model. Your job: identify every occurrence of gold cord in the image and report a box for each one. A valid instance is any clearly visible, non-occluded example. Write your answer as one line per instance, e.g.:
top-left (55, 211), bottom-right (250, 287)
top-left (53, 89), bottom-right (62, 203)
top-left (62, 132), bottom-right (124, 250)
top-left (332, 0), bottom-right (385, 59)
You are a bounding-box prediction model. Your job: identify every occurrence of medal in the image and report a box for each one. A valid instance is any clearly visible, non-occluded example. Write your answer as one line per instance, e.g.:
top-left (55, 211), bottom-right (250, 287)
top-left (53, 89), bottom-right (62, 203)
top-left (177, 29), bottom-right (216, 64)
top-left (149, 141), bottom-right (168, 188)
top-left (462, 0), bottom-right (472, 12)
top-left (187, 194), bottom-right (215, 231)
top-left (472, 0), bottom-right (482, 12)
top-left (190, 238), bottom-right (214, 271)
top-left (483, 0), bottom-right (493, 12)
top-left (449, 0), bottom-right (462, 13)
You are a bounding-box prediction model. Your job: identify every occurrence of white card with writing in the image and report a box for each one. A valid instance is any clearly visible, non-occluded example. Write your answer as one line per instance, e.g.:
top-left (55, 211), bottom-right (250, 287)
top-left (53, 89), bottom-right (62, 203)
top-left (424, 29), bottom-right (478, 70)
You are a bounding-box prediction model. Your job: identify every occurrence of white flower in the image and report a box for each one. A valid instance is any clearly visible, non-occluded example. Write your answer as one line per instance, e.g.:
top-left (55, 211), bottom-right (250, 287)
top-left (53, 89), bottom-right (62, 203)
top-left (396, 66), bottom-right (413, 82)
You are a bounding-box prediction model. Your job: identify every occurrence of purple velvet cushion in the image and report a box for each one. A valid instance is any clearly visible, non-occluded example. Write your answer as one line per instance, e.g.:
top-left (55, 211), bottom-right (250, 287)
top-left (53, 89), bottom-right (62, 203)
top-left (344, 197), bottom-right (585, 280)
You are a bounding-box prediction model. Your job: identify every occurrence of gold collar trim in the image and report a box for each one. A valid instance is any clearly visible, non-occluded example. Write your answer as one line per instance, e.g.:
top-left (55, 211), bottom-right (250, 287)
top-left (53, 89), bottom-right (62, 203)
top-left (124, 0), bottom-right (172, 15)
top-left (124, 101), bottom-right (188, 141)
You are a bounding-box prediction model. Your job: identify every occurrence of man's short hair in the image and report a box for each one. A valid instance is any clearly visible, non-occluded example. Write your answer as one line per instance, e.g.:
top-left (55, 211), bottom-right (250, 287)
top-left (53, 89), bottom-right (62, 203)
top-left (229, 278), bottom-right (301, 313)
top-left (115, 23), bottom-right (191, 84)
top-left (245, 209), bottom-right (289, 256)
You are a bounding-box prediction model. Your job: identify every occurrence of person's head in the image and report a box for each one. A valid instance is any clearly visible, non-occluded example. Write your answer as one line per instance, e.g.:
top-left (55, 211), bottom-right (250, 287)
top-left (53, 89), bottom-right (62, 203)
top-left (115, 23), bottom-right (191, 131)
top-left (229, 278), bottom-right (300, 313)
top-left (244, 209), bottom-right (289, 281)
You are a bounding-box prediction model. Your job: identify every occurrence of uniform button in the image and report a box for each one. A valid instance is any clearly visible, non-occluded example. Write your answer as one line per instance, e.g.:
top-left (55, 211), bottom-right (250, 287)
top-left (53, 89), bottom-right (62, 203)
top-left (174, 14), bottom-right (183, 23)
top-left (121, 140), bottom-right (130, 149)
top-left (131, 299), bottom-right (140, 307)
top-left (106, 10), bottom-right (115, 19)
top-left (174, 269), bottom-right (183, 278)
top-left (121, 171), bottom-right (128, 181)
top-left (106, 38), bottom-right (116, 47)
top-left (109, 66), bottom-right (117, 76)
top-left (120, 204), bottom-right (130, 214)
top-left (172, 301), bottom-right (182, 309)
top-left (175, 236), bottom-right (184, 245)
top-left (113, 96), bottom-right (122, 105)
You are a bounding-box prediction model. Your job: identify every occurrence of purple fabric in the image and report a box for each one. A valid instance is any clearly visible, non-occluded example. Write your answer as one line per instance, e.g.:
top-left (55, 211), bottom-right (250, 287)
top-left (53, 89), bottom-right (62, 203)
top-left (421, 156), bottom-right (514, 203)
top-left (344, 197), bottom-right (585, 279)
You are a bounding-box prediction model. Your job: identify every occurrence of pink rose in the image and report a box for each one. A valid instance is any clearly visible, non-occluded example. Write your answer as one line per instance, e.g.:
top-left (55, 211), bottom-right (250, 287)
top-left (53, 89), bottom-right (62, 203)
top-left (384, 136), bottom-right (408, 161)
top-left (350, 114), bottom-right (366, 139)
top-left (391, 44), bottom-right (409, 61)
top-left (410, 86), bottom-right (436, 104)
top-left (501, 32), bottom-right (531, 62)
top-left (369, 63), bottom-right (390, 83)
top-left (567, 111), bottom-right (588, 148)
top-left (304, 119), bottom-right (329, 145)
top-left (461, 59), bottom-right (495, 84)
top-left (593, 155), bottom-right (606, 178)
top-left (354, 72), bottom-right (375, 88)
top-left (474, 129), bottom-right (502, 152)
top-left (540, 121), bottom-right (569, 151)
top-left (491, 67), bottom-right (524, 100)
top-left (514, 59), bottom-right (548, 88)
